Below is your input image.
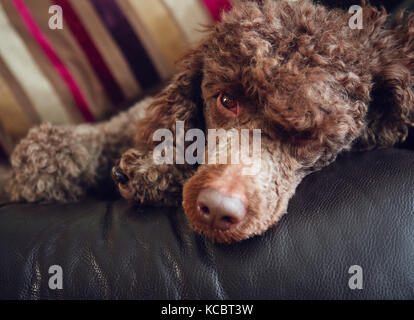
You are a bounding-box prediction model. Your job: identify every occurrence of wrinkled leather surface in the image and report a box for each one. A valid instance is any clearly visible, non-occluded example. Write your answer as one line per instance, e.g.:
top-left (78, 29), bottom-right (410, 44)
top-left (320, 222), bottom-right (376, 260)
top-left (0, 148), bottom-right (413, 300)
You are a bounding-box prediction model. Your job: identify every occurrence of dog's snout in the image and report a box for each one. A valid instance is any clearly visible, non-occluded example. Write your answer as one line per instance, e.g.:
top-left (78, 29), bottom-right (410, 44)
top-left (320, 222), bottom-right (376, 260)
top-left (112, 166), bottom-right (129, 184)
top-left (196, 188), bottom-right (246, 231)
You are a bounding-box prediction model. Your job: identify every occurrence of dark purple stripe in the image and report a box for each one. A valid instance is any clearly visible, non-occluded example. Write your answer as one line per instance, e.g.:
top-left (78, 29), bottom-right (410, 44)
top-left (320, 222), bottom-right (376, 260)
top-left (54, 0), bottom-right (125, 106)
top-left (90, 0), bottom-right (160, 90)
top-left (0, 139), bottom-right (7, 158)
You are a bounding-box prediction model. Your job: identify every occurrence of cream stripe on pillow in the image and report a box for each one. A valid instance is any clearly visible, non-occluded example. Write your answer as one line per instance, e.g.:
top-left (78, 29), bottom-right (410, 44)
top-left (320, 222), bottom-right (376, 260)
top-left (126, 0), bottom-right (188, 76)
top-left (162, 0), bottom-right (212, 44)
top-left (0, 3), bottom-right (72, 125)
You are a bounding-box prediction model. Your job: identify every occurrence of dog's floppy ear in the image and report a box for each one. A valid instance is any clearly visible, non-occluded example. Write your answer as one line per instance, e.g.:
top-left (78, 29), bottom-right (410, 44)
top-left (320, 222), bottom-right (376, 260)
top-left (357, 9), bottom-right (414, 149)
top-left (135, 48), bottom-right (204, 147)
top-left (363, 63), bottom-right (414, 148)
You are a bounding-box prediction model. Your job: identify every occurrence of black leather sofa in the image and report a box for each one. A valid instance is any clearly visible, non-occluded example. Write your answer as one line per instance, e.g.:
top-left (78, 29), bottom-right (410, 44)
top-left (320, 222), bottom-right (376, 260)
top-left (1, 0), bottom-right (414, 301)
top-left (0, 145), bottom-right (413, 299)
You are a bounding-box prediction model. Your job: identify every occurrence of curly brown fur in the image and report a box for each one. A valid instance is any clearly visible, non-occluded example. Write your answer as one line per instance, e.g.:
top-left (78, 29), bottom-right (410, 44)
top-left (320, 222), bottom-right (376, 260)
top-left (9, 0), bottom-right (414, 243)
top-left (7, 98), bottom-right (151, 202)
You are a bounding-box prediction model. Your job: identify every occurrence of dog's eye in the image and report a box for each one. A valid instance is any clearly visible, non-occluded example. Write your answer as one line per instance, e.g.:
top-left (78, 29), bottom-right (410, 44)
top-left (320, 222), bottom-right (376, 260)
top-left (221, 94), bottom-right (237, 108)
top-left (217, 93), bottom-right (239, 116)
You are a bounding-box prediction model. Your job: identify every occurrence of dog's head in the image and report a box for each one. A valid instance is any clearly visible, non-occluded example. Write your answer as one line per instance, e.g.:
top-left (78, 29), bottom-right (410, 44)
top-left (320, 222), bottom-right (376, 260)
top-left (115, 0), bottom-right (414, 243)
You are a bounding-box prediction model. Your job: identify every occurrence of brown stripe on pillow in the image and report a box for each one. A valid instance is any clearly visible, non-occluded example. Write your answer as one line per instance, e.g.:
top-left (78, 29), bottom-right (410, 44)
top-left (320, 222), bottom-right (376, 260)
top-left (0, 73), bottom-right (32, 145)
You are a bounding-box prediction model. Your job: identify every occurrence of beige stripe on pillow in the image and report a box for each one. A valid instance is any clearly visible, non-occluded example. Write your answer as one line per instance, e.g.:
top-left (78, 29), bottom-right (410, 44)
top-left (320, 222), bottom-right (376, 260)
top-left (70, 0), bottom-right (142, 101)
top-left (0, 2), bottom-right (72, 124)
top-left (162, 0), bottom-right (212, 45)
top-left (126, 0), bottom-right (188, 76)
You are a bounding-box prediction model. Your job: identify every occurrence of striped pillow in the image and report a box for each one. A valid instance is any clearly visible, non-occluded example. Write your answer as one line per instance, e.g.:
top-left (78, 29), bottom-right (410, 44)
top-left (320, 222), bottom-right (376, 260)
top-left (0, 0), bottom-right (232, 156)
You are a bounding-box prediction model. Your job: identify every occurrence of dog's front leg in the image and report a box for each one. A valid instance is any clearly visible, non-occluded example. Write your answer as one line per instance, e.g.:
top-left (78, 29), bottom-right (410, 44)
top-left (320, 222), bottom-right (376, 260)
top-left (6, 98), bottom-right (152, 203)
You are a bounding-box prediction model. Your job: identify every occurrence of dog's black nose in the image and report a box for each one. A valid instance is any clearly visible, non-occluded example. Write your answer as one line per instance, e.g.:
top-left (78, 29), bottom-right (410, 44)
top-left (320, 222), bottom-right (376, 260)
top-left (112, 167), bottom-right (129, 184)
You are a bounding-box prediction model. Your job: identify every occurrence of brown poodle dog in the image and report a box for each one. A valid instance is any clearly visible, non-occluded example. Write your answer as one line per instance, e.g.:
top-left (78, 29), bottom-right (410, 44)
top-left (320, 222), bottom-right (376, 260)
top-left (7, 0), bottom-right (414, 243)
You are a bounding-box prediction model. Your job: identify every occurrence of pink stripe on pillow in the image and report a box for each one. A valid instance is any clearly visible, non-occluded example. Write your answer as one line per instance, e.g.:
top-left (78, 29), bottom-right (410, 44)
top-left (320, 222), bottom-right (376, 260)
top-left (202, 0), bottom-right (232, 21)
top-left (13, 0), bottom-right (94, 122)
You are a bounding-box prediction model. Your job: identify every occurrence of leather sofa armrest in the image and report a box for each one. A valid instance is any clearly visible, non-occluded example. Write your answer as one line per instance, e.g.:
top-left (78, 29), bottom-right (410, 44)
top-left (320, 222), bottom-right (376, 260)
top-left (0, 148), bottom-right (413, 299)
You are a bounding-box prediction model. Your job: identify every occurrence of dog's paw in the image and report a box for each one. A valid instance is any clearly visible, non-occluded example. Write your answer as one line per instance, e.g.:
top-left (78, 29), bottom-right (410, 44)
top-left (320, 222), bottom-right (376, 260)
top-left (7, 123), bottom-right (102, 203)
top-left (112, 148), bottom-right (194, 206)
